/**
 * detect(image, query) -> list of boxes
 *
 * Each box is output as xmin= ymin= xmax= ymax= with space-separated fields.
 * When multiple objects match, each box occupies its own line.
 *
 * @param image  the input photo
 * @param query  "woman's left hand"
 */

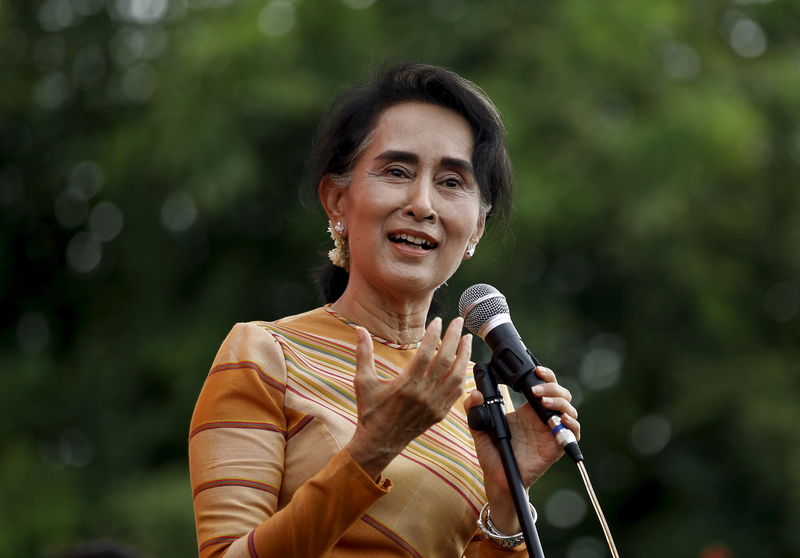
xmin=463 ymin=365 xmax=580 ymax=534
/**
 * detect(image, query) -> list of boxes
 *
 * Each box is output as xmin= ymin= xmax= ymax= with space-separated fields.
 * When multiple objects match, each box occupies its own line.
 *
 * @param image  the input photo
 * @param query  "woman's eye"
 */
xmin=386 ymin=166 xmax=407 ymax=178
xmin=442 ymin=176 xmax=464 ymax=188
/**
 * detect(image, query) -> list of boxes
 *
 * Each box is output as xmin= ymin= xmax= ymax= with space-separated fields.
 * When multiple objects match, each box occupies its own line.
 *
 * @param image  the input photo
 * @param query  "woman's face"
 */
xmin=323 ymin=101 xmax=486 ymax=300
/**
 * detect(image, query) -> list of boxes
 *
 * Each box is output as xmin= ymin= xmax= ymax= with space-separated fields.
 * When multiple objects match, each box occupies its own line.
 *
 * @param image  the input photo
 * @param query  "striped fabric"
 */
xmin=189 ymin=306 xmax=519 ymax=558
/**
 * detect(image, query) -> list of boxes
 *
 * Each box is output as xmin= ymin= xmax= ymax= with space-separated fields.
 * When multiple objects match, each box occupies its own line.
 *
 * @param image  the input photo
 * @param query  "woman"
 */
xmin=189 ymin=63 xmax=580 ymax=558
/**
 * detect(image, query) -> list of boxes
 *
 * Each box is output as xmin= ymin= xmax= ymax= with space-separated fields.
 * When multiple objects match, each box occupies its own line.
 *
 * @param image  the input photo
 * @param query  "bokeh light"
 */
xmin=544 ymin=489 xmax=588 ymax=529
xmin=33 ymin=71 xmax=72 ymax=110
xmin=258 ymin=0 xmax=296 ymax=37
xmin=16 ymin=311 xmax=51 ymax=354
xmin=161 ymin=191 xmax=198 ymax=232
xmin=630 ymin=414 xmax=672 ymax=456
xmin=112 ymin=0 xmax=169 ymax=25
xmin=66 ymin=231 xmax=103 ymax=274
xmin=54 ymin=188 xmax=90 ymax=229
xmin=89 ymin=201 xmax=125 ymax=242
xmin=663 ymin=42 xmax=701 ymax=81
xmin=728 ymin=17 xmax=768 ymax=58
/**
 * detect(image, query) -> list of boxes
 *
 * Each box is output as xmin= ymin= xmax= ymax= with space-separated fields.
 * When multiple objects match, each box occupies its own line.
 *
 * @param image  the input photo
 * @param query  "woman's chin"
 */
xmin=349 ymin=248 xmax=459 ymax=299
xmin=379 ymin=263 xmax=454 ymax=298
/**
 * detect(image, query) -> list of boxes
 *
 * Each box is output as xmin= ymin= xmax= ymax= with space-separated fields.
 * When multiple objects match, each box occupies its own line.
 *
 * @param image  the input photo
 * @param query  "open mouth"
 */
xmin=388 ymin=232 xmax=438 ymax=250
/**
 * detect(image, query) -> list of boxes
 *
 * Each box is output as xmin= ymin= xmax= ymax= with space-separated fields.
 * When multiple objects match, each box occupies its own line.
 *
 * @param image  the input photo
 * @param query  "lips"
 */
xmin=387 ymin=232 xmax=438 ymax=250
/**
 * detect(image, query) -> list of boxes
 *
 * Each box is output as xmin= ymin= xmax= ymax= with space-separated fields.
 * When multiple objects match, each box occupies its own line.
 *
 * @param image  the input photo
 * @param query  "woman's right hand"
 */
xmin=346 ymin=317 xmax=472 ymax=480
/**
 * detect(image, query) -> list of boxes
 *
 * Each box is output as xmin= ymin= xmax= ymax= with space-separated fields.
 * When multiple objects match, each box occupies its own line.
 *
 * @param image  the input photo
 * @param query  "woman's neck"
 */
xmin=331 ymin=280 xmax=433 ymax=346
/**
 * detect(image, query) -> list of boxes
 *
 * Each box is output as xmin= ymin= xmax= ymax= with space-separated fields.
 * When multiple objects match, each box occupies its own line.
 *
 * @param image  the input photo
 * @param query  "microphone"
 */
xmin=459 ymin=283 xmax=584 ymax=463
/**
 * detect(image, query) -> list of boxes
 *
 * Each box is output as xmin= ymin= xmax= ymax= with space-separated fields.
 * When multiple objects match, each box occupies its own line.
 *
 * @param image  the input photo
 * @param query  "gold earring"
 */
xmin=327 ymin=221 xmax=349 ymax=270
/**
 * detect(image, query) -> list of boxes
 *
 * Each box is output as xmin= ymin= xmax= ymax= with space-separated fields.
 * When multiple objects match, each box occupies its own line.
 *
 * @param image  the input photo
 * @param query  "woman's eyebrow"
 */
xmin=441 ymin=157 xmax=474 ymax=177
xmin=374 ymin=150 xmax=474 ymax=176
xmin=374 ymin=150 xmax=418 ymax=164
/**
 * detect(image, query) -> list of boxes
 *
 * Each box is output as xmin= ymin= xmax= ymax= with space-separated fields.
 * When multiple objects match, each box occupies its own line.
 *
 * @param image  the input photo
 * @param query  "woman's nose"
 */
xmin=404 ymin=178 xmax=437 ymax=222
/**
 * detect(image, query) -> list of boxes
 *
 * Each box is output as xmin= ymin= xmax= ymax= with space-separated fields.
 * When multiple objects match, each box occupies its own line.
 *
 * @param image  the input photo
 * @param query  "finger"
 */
xmin=426 ymin=317 xmax=464 ymax=383
xmin=463 ymin=391 xmax=495 ymax=452
xmin=539 ymin=396 xmax=578 ymax=420
xmin=535 ymin=366 xmax=557 ymax=383
xmin=406 ymin=317 xmax=442 ymax=380
xmin=435 ymin=336 xmax=471 ymax=412
xmin=354 ymin=326 xmax=378 ymax=390
xmin=562 ymin=413 xmax=581 ymax=441
xmin=462 ymin=389 xmax=484 ymax=413
xmin=462 ymin=389 xmax=486 ymax=433
xmin=531 ymin=381 xmax=573 ymax=403
xmin=440 ymin=332 xmax=471 ymax=387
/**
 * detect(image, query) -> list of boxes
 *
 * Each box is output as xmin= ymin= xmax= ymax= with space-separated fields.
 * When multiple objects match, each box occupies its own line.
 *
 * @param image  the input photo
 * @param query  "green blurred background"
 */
xmin=2 ymin=0 xmax=799 ymax=556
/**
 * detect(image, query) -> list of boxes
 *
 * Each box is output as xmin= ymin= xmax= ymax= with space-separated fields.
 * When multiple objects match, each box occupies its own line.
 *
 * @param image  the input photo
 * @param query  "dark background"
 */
xmin=2 ymin=0 xmax=799 ymax=556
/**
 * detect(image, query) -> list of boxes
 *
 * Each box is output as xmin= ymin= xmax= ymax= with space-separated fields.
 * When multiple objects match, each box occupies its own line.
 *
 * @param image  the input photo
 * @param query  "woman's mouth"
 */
xmin=388 ymin=232 xmax=438 ymax=250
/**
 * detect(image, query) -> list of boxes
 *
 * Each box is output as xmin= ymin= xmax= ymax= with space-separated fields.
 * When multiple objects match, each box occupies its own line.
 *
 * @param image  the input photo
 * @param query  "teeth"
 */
xmin=390 ymin=233 xmax=436 ymax=249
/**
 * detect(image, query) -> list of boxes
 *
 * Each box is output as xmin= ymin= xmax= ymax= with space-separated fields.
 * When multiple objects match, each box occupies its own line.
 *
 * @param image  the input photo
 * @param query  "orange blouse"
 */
xmin=189 ymin=307 xmax=526 ymax=557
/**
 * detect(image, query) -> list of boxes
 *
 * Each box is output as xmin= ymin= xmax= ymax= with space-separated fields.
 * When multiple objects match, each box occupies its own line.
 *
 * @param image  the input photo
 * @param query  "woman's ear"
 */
xmin=464 ymin=212 xmax=487 ymax=260
xmin=473 ymin=211 xmax=487 ymax=245
xmin=318 ymin=175 xmax=348 ymax=225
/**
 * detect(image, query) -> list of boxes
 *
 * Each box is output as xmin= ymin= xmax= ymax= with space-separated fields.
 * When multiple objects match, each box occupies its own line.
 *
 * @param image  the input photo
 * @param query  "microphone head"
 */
xmin=458 ymin=283 xmax=510 ymax=336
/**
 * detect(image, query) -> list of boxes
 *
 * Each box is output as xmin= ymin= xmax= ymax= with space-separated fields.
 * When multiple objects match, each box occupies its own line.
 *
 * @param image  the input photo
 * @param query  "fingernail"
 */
xmin=532 ymin=385 xmax=543 ymax=396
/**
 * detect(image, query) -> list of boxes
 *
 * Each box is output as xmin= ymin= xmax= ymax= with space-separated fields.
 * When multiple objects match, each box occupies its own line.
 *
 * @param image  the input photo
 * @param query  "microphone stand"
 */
xmin=468 ymin=362 xmax=545 ymax=558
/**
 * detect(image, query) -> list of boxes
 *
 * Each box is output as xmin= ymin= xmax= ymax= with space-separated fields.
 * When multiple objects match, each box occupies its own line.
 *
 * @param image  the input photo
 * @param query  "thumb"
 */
xmin=462 ymin=389 xmax=485 ymax=414
xmin=462 ymin=390 xmax=492 ymax=446
xmin=354 ymin=326 xmax=378 ymax=391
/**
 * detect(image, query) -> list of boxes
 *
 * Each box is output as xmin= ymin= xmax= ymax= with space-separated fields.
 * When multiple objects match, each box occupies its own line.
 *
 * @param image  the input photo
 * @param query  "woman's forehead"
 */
xmin=365 ymin=102 xmax=475 ymax=163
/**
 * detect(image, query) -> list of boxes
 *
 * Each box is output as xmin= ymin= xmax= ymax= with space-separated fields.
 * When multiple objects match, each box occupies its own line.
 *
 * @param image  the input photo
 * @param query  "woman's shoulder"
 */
xmin=259 ymin=305 xmax=354 ymax=342
xmin=212 ymin=307 xmax=323 ymax=362
xmin=216 ymin=306 xmax=357 ymax=382
xmin=270 ymin=306 xmax=330 ymax=328
xmin=216 ymin=306 xmax=353 ymax=356
xmin=208 ymin=308 xmax=337 ymax=387
xmin=225 ymin=307 xmax=329 ymax=338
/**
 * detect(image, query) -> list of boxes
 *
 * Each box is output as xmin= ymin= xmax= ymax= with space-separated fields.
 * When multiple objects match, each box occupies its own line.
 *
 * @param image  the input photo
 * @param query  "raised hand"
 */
xmin=346 ymin=317 xmax=473 ymax=480
xmin=463 ymin=366 xmax=580 ymax=533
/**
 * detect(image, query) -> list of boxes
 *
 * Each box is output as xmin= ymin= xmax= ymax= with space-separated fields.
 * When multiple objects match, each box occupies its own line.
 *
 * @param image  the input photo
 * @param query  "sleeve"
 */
xmin=188 ymin=322 xmax=391 ymax=558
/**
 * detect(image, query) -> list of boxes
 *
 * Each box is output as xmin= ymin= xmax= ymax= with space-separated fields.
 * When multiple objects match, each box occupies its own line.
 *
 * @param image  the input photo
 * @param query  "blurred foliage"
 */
xmin=2 ymin=0 xmax=799 ymax=556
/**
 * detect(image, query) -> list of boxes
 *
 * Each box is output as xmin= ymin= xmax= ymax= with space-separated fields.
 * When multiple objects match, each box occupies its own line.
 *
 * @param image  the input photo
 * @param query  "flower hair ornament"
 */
xmin=327 ymin=220 xmax=350 ymax=270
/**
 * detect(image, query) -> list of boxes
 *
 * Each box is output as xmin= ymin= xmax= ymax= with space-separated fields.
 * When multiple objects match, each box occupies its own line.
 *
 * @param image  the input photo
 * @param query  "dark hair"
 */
xmin=305 ymin=62 xmax=514 ymax=304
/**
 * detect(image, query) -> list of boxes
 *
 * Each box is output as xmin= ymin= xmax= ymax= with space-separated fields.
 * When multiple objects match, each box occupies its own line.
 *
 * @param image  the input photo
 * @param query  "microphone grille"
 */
xmin=458 ymin=283 xmax=509 ymax=335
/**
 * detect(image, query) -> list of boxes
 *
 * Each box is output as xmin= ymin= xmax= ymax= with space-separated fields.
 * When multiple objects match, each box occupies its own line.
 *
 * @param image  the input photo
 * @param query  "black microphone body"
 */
xmin=460 ymin=284 xmax=584 ymax=463
xmin=485 ymin=321 xmax=584 ymax=463
xmin=485 ymin=322 xmax=550 ymax=422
